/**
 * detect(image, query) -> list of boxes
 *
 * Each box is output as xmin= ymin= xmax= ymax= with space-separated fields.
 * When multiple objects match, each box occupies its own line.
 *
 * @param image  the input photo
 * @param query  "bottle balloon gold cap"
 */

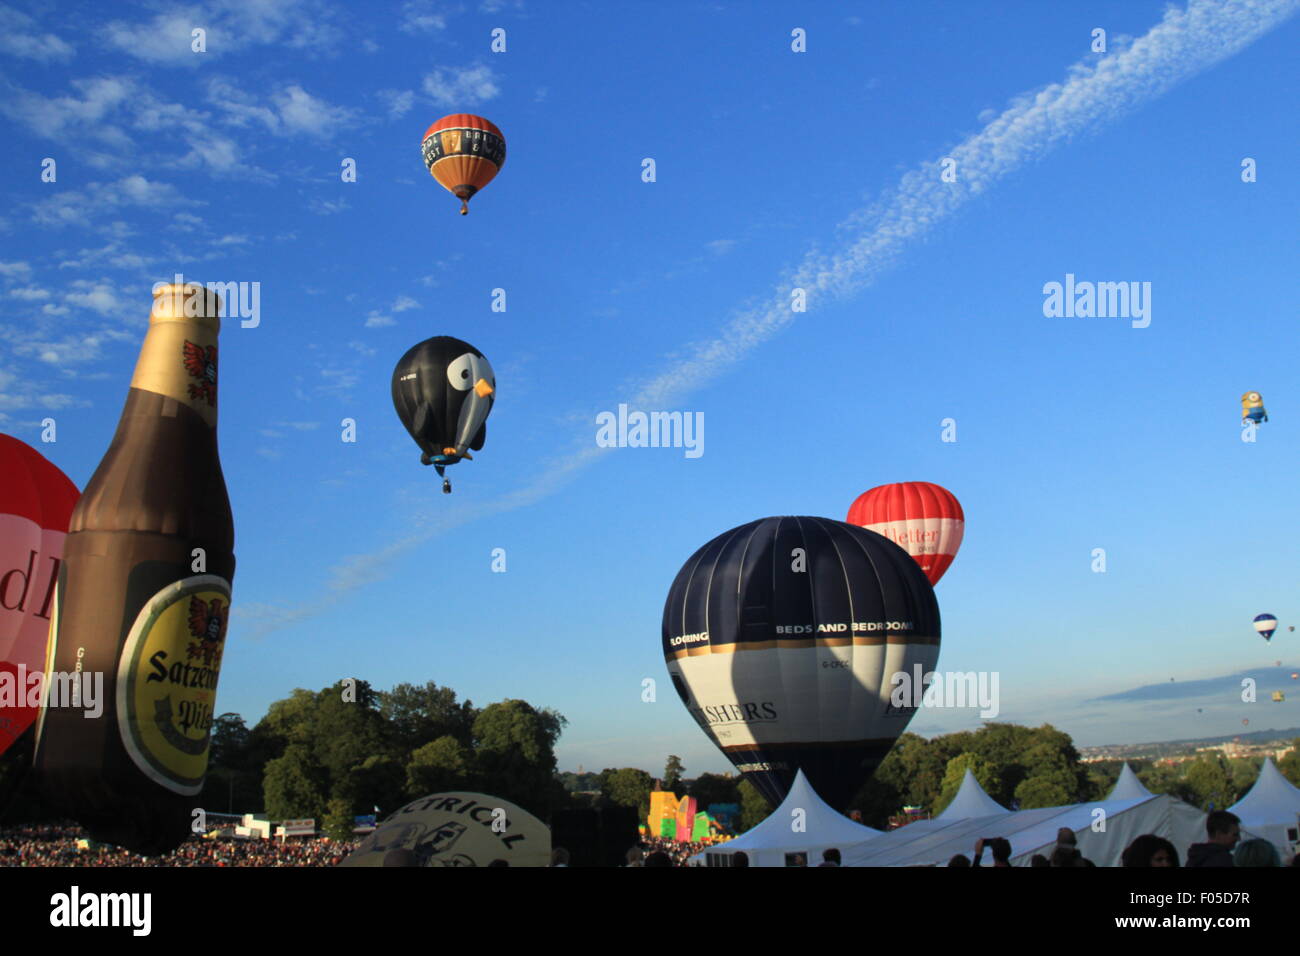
xmin=151 ymin=282 xmax=222 ymax=329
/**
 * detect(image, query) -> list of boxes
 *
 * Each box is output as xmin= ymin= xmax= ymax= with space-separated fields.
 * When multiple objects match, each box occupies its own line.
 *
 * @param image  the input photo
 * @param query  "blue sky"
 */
xmin=2 ymin=0 xmax=1298 ymax=780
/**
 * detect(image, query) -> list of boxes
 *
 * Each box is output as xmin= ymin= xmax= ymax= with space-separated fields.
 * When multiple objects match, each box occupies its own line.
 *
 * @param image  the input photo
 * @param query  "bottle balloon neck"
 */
xmin=131 ymin=289 xmax=223 ymax=428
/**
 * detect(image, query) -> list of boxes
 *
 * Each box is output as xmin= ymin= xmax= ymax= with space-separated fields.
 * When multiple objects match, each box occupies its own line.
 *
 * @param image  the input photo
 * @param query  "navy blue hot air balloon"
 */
xmin=662 ymin=516 xmax=940 ymax=811
xmin=1253 ymin=614 xmax=1277 ymax=642
xmin=391 ymin=336 xmax=495 ymax=493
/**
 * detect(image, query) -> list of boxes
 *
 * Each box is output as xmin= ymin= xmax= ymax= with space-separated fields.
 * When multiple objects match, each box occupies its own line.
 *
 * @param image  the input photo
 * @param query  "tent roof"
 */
xmin=1228 ymin=758 xmax=1300 ymax=826
xmin=1106 ymin=763 xmax=1154 ymax=801
xmin=843 ymin=794 xmax=1206 ymax=867
xmin=690 ymin=770 xmax=880 ymax=865
xmin=937 ymin=769 xmax=1010 ymax=820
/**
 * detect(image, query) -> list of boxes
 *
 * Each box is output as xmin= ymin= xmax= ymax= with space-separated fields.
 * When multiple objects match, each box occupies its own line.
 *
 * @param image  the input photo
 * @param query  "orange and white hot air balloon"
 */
xmin=846 ymin=481 xmax=964 ymax=586
xmin=420 ymin=114 xmax=505 ymax=215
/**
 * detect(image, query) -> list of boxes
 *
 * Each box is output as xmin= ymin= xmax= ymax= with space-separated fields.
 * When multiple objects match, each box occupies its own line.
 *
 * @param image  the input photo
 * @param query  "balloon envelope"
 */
xmin=421 ymin=114 xmax=505 ymax=214
xmin=846 ymin=481 xmax=964 ymax=585
xmin=392 ymin=336 xmax=495 ymax=469
xmin=340 ymin=792 xmax=550 ymax=867
xmin=662 ymin=516 xmax=940 ymax=811
xmin=0 ymin=435 xmax=78 ymax=758
xmin=1253 ymin=614 xmax=1277 ymax=641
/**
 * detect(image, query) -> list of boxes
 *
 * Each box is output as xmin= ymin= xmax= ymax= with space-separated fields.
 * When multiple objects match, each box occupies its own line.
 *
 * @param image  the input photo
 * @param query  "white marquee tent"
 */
xmin=937 ymin=768 xmax=1010 ymax=820
xmin=1227 ymin=758 xmax=1300 ymax=859
xmin=843 ymin=793 xmax=1206 ymax=867
xmin=1105 ymin=763 xmax=1154 ymax=801
xmin=689 ymin=770 xmax=881 ymax=867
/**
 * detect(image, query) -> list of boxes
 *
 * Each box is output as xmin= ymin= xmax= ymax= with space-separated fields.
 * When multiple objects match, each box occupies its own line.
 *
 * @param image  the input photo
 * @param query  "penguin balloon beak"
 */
xmin=475 ymin=379 xmax=494 ymax=398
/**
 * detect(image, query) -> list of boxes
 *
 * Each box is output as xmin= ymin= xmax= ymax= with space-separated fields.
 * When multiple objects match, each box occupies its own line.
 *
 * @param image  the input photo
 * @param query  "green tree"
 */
xmin=380 ymin=681 xmax=478 ymax=754
xmin=471 ymin=699 xmax=567 ymax=817
xmin=689 ymin=773 xmax=739 ymax=810
xmin=664 ymin=755 xmax=685 ymax=793
xmin=323 ymin=797 xmax=355 ymax=841
xmin=602 ymin=767 xmax=654 ymax=822
xmin=264 ymin=743 xmax=329 ymax=820
xmin=406 ymin=736 xmax=474 ymax=797
xmin=1278 ymin=740 xmax=1300 ymax=785
xmin=736 ymin=779 xmax=771 ymax=832
xmin=1184 ymin=754 xmax=1236 ymax=810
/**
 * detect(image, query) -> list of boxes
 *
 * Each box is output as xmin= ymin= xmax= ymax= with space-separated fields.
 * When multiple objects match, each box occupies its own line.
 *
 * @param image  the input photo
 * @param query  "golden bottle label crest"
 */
xmin=116 ymin=574 xmax=230 ymax=794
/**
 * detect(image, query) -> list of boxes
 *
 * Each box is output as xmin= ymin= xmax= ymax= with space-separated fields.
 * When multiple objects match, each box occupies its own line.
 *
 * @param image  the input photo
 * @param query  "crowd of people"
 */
xmin=0 ymin=824 xmax=359 ymax=867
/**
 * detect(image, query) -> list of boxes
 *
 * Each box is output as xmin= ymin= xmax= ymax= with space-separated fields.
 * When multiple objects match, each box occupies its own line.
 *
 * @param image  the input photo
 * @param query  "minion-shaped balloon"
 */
xmin=1241 ymin=391 xmax=1267 ymax=424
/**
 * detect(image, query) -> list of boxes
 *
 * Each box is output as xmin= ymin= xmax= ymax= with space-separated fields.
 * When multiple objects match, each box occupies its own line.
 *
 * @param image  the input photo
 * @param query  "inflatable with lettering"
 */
xmin=662 ymin=516 xmax=940 ymax=811
xmin=340 ymin=791 xmax=550 ymax=867
xmin=421 ymin=114 xmax=505 ymax=215
xmin=0 ymin=435 xmax=79 ymax=759
xmin=846 ymin=481 xmax=964 ymax=586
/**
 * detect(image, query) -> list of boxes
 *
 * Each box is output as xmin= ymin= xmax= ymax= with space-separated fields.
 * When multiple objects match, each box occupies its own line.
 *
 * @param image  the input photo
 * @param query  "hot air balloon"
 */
xmin=421 ymin=114 xmax=505 ymax=215
xmin=846 ymin=481 xmax=963 ymax=586
xmin=1254 ymin=614 xmax=1277 ymax=641
xmin=662 ymin=516 xmax=940 ymax=811
xmin=1241 ymin=391 xmax=1267 ymax=425
xmin=1271 ymin=691 xmax=1285 ymax=702
xmin=0 ymin=435 xmax=78 ymax=759
xmin=392 ymin=336 xmax=495 ymax=493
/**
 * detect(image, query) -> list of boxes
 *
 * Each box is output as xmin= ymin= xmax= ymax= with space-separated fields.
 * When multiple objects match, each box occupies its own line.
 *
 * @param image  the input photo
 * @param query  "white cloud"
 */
xmin=706 ymin=239 xmax=736 ymax=255
xmin=364 ymin=311 xmax=395 ymax=328
xmin=379 ymin=89 xmax=415 ymax=119
xmin=0 ymin=262 xmax=33 ymax=279
xmin=31 ymin=176 xmax=193 ymax=228
xmin=244 ymin=0 xmax=1300 ymax=637
xmin=0 ymin=7 xmax=74 ymax=60
xmin=207 ymin=78 xmax=356 ymax=139
xmin=400 ymin=1 xmax=448 ymax=33
xmin=63 ymin=281 xmax=129 ymax=315
xmin=422 ymin=64 xmax=501 ymax=107
xmin=392 ymin=295 xmax=419 ymax=312
xmin=9 ymin=287 xmax=51 ymax=300
xmin=105 ymin=0 xmax=343 ymax=63
xmin=309 ymin=197 xmax=349 ymax=215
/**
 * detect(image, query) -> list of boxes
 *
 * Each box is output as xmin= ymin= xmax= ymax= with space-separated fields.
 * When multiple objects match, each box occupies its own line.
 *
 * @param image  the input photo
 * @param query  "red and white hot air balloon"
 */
xmin=846 ymin=481 xmax=964 ymax=586
xmin=0 ymin=435 xmax=79 ymax=758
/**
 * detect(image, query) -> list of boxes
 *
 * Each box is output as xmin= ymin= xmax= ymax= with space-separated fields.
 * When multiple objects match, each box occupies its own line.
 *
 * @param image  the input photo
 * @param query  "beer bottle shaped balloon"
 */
xmin=34 ymin=283 xmax=235 ymax=855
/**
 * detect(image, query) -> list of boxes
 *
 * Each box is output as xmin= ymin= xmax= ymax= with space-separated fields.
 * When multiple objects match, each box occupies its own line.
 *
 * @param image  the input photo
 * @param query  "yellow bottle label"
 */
xmin=116 ymin=574 xmax=230 ymax=794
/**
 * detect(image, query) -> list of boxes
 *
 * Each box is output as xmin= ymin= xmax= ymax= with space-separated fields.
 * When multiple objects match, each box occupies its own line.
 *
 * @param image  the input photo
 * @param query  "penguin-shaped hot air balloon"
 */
xmin=392 ymin=337 xmax=495 ymax=493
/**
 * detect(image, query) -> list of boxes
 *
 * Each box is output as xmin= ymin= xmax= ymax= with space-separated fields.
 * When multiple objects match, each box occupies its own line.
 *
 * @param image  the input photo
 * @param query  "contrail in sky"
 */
xmin=238 ymin=0 xmax=1300 ymax=637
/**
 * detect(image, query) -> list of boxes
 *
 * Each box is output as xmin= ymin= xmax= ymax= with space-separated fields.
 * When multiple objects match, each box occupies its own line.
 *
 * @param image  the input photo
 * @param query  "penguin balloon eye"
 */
xmin=447 ymin=353 xmax=476 ymax=390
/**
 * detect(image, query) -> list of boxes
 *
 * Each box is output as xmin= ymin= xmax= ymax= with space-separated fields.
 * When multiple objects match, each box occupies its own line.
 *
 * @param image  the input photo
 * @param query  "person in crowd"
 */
xmin=1030 ymin=854 xmax=1050 ymax=867
xmin=732 ymin=851 xmax=748 ymax=868
xmin=972 ymin=838 xmax=1011 ymax=867
xmin=1232 ymin=838 xmax=1280 ymax=867
xmin=550 ymin=847 xmax=570 ymax=867
xmin=1186 ymin=811 xmax=1241 ymax=867
xmin=1121 ymin=834 xmax=1179 ymax=867
xmin=644 ymin=851 xmax=673 ymax=867
xmin=624 ymin=846 xmax=644 ymax=867
xmin=1049 ymin=845 xmax=1084 ymax=867
xmin=818 ymin=848 xmax=841 ymax=867
xmin=948 ymin=854 xmax=971 ymax=867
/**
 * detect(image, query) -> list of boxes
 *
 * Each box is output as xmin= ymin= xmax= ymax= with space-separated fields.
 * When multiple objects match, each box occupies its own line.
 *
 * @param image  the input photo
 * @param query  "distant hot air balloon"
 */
xmin=0 ymin=435 xmax=79 ymax=759
xmin=662 ymin=516 xmax=940 ymax=811
xmin=846 ymin=482 xmax=964 ymax=586
xmin=421 ymin=114 xmax=505 ymax=215
xmin=1242 ymin=719 xmax=1250 ymax=727
xmin=1241 ymin=391 xmax=1267 ymax=425
xmin=392 ymin=336 xmax=495 ymax=493
xmin=1271 ymin=691 xmax=1284 ymax=702
xmin=1291 ymin=672 xmax=1298 ymax=680
xmin=1254 ymin=614 xmax=1277 ymax=641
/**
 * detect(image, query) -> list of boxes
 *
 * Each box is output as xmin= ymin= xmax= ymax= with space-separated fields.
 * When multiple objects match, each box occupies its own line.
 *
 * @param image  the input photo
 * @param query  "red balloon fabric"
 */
xmin=846 ymin=481 xmax=964 ymax=586
xmin=0 ymin=434 xmax=79 ymax=757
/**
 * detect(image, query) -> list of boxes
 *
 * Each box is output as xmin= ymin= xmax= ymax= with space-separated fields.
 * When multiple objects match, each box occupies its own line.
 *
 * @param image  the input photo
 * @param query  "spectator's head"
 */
xmin=1233 ymin=838 xmax=1280 ymax=867
xmin=822 ymin=848 xmax=841 ymax=865
xmin=487 ymin=858 xmax=509 ymax=867
xmin=948 ymin=854 xmax=971 ymax=867
xmin=1056 ymin=828 xmax=1077 ymax=846
xmin=732 ymin=851 xmax=749 ymax=868
xmin=625 ymin=846 xmax=644 ymax=866
xmin=1050 ymin=845 xmax=1082 ymax=867
xmin=645 ymin=851 xmax=673 ymax=867
xmin=987 ymin=837 xmax=1012 ymax=865
xmin=1122 ymin=834 xmax=1179 ymax=867
xmin=1205 ymin=811 xmax=1241 ymax=848
xmin=550 ymin=847 xmax=570 ymax=866
xmin=1030 ymin=854 xmax=1050 ymax=868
